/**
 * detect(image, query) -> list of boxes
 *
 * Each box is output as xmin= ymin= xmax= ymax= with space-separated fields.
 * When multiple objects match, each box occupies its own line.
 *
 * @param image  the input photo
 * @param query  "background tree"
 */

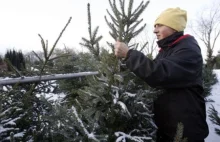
xmin=52 ymin=47 xmax=98 ymax=106
xmin=4 ymin=49 xmax=26 ymax=71
xmin=213 ymin=51 xmax=220 ymax=69
xmin=190 ymin=1 xmax=220 ymax=69
xmin=189 ymin=1 xmax=220 ymax=98
xmin=0 ymin=56 xmax=7 ymax=76
xmin=202 ymin=65 xmax=218 ymax=98
xmin=134 ymin=28 xmax=158 ymax=59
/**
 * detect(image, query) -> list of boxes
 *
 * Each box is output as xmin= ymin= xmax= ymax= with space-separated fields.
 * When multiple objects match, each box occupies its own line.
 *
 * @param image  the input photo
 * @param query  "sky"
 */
xmin=0 ymin=0 xmax=219 ymax=58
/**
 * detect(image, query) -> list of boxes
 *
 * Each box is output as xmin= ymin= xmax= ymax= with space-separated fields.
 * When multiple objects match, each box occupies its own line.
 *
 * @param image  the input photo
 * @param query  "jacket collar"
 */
xmin=157 ymin=31 xmax=184 ymax=49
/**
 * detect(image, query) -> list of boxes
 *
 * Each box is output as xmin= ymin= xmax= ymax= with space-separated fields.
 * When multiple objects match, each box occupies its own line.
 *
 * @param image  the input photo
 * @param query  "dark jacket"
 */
xmin=125 ymin=32 xmax=209 ymax=140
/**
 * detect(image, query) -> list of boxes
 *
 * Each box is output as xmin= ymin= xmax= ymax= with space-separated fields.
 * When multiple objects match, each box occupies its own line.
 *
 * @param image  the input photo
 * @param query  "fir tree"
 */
xmin=0 ymin=17 xmax=72 ymax=141
xmin=0 ymin=56 xmax=7 ymax=76
xmin=48 ymin=1 xmax=157 ymax=141
xmin=79 ymin=1 xmax=157 ymax=141
xmin=0 ymin=87 xmax=26 ymax=142
xmin=202 ymin=65 xmax=218 ymax=98
xmin=54 ymin=50 xmax=98 ymax=106
xmin=208 ymin=105 xmax=220 ymax=136
xmin=4 ymin=49 xmax=26 ymax=71
xmin=214 ymin=52 xmax=220 ymax=69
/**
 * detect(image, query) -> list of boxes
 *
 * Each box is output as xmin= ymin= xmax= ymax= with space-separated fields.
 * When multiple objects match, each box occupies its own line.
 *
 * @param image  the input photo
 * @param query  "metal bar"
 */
xmin=0 ymin=71 xmax=99 ymax=85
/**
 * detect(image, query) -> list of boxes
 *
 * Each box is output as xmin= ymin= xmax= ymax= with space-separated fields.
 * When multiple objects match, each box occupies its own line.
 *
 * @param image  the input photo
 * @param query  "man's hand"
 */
xmin=114 ymin=39 xmax=129 ymax=58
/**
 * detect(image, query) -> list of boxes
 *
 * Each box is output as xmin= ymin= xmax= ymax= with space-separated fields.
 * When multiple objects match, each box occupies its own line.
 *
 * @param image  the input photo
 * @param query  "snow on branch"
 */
xmin=71 ymin=105 xmax=100 ymax=142
xmin=115 ymin=131 xmax=152 ymax=142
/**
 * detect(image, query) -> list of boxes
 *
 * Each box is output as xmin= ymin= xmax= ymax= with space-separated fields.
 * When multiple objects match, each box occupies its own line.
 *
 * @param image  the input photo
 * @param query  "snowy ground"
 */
xmin=205 ymin=70 xmax=220 ymax=142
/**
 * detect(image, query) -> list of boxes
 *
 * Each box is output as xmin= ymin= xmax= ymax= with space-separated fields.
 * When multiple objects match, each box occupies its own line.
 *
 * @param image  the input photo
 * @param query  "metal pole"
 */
xmin=0 ymin=71 xmax=99 ymax=85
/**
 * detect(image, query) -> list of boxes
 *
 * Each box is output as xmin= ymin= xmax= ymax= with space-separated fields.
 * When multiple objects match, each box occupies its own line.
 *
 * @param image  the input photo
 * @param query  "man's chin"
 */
xmin=156 ymin=36 xmax=161 ymax=40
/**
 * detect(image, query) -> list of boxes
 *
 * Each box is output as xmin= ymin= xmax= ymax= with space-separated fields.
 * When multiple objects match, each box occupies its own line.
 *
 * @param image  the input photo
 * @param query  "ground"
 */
xmin=205 ymin=70 xmax=220 ymax=142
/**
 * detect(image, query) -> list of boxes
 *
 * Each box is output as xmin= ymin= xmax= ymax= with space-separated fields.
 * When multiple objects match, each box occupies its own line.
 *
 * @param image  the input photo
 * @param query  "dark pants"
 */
xmin=156 ymin=131 xmax=205 ymax=142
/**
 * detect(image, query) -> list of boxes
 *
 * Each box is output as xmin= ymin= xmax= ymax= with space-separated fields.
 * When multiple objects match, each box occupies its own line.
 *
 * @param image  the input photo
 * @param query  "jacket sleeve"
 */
xmin=125 ymin=42 xmax=203 ymax=88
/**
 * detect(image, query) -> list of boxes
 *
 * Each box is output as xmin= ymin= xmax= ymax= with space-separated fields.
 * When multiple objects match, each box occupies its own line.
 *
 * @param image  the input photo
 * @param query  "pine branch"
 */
xmin=119 ymin=0 xmax=126 ymax=17
xmin=105 ymin=16 xmax=119 ymax=39
xmin=48 ymin=17 xmax=72 ymax=59
xmin=106 ymin=9 xmax=119 ymax=27
xmin=133 ymin=24 xmax=146 ymax=37
xmin=32 ymin=51 xmax=44 ymax=63
xmin=131 ymin=1 xmax=144 ymax=18
xmin=140 ymin=41 xmax=148 ymax=52
xmin=115 ymin=131 xmax=152 ymax=142
xmin=130 ymin=1 xmax=149 ymax=23
xmin=209 ymin=105 xmax=220 ymax=126
xmin=92 ymin=26 xmax=100 ymax=42
xmin=87 ymin=3 xmax=92 ymax=39
xmin=39 ymin=17 xmax=72 ymax=75
xmin=128 ymin=19 xmax=144 ymax=33
xmin=94 ymin=36 xmax=103 ymax=44
xmin=4 ymin=58 xmax=23 ymax=77
xmin=109 ymin=0 xmax=122 ymax=21
xmin=38 ymin=34 xmax=47 ymax=60
xmin=81 ymin=37 xmax=91 ymax=45
xmin=72 ymin=105 xmax=100 ymax=142
xmin=128 ymin=0 xmax=134 ymax=19
xmin=48 ymin=54 xmax=72 ymax=61
xmin=80 ymin=3 xmax=102 ymax=60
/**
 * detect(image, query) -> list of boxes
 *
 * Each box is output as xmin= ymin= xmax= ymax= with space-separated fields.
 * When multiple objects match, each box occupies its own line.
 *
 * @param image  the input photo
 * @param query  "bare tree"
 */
xmin=134 ymin=28 xmax=158 ymax=59
xmin=191 ymin=2 xmax=220 ymax=68
xmin=142 ymin=28 xmax=158 ymax=59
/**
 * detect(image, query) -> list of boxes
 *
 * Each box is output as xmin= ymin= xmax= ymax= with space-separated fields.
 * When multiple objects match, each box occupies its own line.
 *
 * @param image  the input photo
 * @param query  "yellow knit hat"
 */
xmin=154 ymin=7 xmax=187 ymax=32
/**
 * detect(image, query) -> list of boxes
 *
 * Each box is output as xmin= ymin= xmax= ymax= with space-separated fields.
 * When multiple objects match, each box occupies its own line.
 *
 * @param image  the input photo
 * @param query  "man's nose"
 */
xmin=153 ymin=27 xmax=158 ymax=34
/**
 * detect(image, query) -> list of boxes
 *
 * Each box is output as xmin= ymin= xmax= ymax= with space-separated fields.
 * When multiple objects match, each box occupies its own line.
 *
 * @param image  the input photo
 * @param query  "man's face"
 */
xmin=154 ymin=24 xmax=176 ymax=40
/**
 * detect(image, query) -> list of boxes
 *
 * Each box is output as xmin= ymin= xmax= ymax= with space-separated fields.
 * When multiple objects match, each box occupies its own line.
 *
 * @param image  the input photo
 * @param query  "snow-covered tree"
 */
xmin=46 ymin=1 xmax=159 ymax=141
xmin=0 ymin=17 xmax=72 ymax=141
xmin=78 ymin=1 xmax=158 ymax=140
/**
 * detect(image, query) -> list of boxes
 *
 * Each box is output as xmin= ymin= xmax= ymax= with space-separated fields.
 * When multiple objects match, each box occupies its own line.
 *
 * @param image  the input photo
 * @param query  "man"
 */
xmin=114 ymin=8 xmax=209 ymax=142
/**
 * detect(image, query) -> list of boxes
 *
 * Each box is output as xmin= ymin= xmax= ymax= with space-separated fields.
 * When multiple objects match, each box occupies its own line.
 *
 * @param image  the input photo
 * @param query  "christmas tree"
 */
xmin=46 ymin=0 xmax=158 ymax=141
xmin=0 ymin=17 xmax=72 ymax=141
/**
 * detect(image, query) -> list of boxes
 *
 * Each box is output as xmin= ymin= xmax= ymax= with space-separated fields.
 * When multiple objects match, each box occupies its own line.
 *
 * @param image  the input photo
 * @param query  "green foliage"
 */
xmin=4 ymin=49 xmax=26 ymax=71
xmin=214 ymin=54 xmax=220 ymax=69
xmin=51 ymin=1 xmax=157 ymax=141
xmin=0 ymin=83 xmax=53 ymax=141
xmin=0 ymin=55 xmax=8 ymax=76
xmin=208 ymin=105 xmax=220 ymax=136
xmin=55 ymin=50 xmax=99 ymax=106
xmin=105 ymin=0 xmax=149 ymax=43
xmin=202 ymin=65 xmax=218 ymax=98
xmin=80 ymin=3 xmax=102 ymax=61
xmin=0 ymin=17 xmax=72 ymax=141
xmin=0 ymin=86 xmax=26 ymax=142
xmin=0 ymin=55 xmax=3 ymax=62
